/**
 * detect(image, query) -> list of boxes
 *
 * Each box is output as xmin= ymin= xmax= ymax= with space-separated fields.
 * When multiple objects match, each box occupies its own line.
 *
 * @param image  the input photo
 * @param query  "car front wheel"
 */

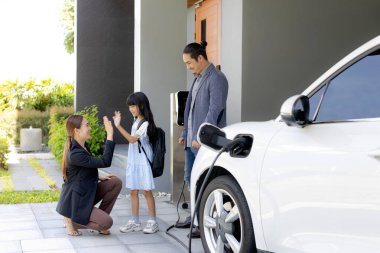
xmin=199 ymin=175 xmax=255 ymax=253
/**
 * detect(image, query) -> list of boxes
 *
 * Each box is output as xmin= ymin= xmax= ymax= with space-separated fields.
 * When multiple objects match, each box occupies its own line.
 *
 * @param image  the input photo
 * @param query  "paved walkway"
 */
xmin=0 ymin=147 xmax=204 ymax=253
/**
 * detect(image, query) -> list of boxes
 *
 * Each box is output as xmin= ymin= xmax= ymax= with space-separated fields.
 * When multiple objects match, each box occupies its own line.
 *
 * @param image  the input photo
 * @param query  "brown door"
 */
xmin=195 ymin=0 xmax=221 ymax=66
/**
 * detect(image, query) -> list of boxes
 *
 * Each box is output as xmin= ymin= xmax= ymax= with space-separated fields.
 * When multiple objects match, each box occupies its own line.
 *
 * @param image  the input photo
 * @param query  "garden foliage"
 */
xmin=48 ymin=105 xmax=105 ymax=167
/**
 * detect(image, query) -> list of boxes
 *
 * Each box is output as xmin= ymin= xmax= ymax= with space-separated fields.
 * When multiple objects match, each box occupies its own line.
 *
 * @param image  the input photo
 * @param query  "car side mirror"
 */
xmin=280 ymin=95 xmax=310 ymax=127
xmin=197 ymin=123 xmax=227 ymax=151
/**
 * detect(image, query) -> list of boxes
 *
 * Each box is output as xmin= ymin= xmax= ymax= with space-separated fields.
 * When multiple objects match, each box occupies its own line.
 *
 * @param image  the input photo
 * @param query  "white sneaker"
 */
xmin=120 ymin=220 xmax=142 ymax=233
xmin=143 ymin=220 xmax=159 ymax=234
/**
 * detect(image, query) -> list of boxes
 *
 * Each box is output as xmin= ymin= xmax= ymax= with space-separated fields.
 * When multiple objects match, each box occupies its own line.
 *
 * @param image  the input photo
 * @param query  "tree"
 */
xmin=61 ymin=0 xmax=74 ymax=54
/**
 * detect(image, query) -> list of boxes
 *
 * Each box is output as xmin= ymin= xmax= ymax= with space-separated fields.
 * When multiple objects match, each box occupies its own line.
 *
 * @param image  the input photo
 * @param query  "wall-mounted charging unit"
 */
xmin=170 ymin=91 xmax=190 ymax=203
xmin=175 ymin=91 xmax=189 ymax=126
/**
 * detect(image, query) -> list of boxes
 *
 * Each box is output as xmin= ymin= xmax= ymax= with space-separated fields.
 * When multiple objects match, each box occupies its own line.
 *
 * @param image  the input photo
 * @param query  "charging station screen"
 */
xmin=176 ymin=91 xmax=189 ymax=126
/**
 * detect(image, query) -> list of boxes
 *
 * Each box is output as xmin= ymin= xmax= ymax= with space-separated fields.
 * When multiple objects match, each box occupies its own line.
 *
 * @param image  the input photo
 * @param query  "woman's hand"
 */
xmin=103 ymin=116 xmax=113 ymax=140
xmin=113 ymin=111 xmax=121 ymax=128
xmin=99 ymin=174 xmax=114 ymax=181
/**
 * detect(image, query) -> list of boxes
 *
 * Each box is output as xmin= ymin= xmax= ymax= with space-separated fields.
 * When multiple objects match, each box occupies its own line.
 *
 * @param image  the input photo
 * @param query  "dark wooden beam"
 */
xmin=187 ymin=0 xmax=198 ymax=8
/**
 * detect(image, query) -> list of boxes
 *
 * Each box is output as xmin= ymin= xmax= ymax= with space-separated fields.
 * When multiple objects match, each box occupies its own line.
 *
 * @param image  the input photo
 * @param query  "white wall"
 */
xmin=221 ymin=0 xmax=243 ymax=124
xmin=185 ymin=0 xmax=243 ymax=124
xmin=186 ymin=6 xmax=195 ymax=89
xmin=135 ymin=0 xmax=187 ymax=192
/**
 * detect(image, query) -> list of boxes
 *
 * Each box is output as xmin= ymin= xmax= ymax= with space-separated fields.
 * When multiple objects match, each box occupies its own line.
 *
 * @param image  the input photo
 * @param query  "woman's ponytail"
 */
xmin=61 ymin=137 xmax=71 ymax=182
xmin=62 ymin=115 xmax=83 ymax=182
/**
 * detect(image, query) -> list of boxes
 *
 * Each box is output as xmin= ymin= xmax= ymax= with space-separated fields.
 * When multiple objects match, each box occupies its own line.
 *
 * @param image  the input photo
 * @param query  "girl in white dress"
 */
xmin=113 ymin=92 xmax=159 ymax=234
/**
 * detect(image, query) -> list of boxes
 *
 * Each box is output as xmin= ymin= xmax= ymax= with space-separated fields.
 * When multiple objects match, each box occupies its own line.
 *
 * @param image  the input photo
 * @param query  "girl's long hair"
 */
xmin=126 ymin=92 xmax=158 ymax=143
xmin=62 ymin=115 xmax=83 ymax=181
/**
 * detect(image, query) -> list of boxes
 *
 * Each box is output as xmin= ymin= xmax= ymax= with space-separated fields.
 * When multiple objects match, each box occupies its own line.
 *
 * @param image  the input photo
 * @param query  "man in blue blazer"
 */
xmin=178 ymin=41 xmax=229 ymax=237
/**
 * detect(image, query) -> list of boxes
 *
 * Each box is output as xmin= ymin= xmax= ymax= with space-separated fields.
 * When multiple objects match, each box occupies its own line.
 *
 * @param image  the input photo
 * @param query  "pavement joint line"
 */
xmin=27 ymin=158 xmax=57 ymax=190
xmin=29 ymin=203 xmax=44 ymax=240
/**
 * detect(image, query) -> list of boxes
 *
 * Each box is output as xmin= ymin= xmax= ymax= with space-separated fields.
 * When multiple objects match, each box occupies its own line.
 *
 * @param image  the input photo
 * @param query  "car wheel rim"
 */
xmin=203 ymin=189 xmax=242 ymax=253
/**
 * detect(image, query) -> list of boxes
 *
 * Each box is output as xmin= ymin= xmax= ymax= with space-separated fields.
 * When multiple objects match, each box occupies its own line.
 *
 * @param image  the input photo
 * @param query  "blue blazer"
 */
xmin=182 ymin=64 xmax=229 ymax=153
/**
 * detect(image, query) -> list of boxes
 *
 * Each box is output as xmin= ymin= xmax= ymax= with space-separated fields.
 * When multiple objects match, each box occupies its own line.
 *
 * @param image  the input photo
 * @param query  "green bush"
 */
xmin=16 ymin=110 xmax=50 ymax=145
xmin=0 ymin=107 xmax=73 ymax=146
xmin=48 ymin=107 xmax=74 ymax=166
xmin=0 ymin=110 xmax=17 ymax=142
xmin=0 ymin=78 xmax=74 ymax=112
xmin=51 ymin=83 xmax=74 ymax=107
xmin=0 ymin=136 xmax=10 ymax=170
xmin=48 ymin=105 xmax=105 ymax=167
xmin=61 ymin=0 xmax=74 ymax=55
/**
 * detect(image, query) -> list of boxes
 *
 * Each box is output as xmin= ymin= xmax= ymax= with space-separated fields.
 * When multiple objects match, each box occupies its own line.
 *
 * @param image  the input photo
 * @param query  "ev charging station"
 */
xmin=170 ymin=91 xmax=190 ymax=203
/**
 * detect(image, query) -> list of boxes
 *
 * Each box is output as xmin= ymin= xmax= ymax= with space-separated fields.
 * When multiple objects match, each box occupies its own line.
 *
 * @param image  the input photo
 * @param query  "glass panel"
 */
xmin=201 ymin=19 xmax=206 ymax=42
xmin=316 ymin=50 xmax=380 ymax=121
xmin=308 ymin=85 xmax=326 ymax=122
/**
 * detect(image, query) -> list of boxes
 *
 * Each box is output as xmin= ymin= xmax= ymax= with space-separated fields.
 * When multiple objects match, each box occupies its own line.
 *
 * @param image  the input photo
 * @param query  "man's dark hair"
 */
xmin=183 ymin=41 xmax=208 ymax=61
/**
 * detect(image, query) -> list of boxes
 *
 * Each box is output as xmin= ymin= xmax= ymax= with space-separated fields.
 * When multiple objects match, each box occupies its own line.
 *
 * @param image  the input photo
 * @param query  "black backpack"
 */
xmin=137 ymin=120 xmax=166 ymax=178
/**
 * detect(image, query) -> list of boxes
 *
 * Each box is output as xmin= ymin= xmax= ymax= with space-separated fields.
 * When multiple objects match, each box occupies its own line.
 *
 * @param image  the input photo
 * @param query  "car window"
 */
xmin=315 ymin=49 xmax=380 ymax=122
xmin=308 ymin=85 xmax=326 ymax=121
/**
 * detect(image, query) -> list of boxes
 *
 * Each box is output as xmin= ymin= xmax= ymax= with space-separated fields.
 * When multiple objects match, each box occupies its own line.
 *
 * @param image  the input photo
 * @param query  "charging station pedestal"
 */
xmin=170 ymin=91 xmax=190 ymax=204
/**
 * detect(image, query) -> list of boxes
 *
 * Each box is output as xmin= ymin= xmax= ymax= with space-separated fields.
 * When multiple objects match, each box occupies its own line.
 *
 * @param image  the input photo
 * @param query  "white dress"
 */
xmin=125 ymin=119 xmax=155 ymax=190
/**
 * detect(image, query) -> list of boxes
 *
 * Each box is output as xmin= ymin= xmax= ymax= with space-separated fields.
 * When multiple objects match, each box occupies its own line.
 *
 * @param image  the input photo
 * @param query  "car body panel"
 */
xmin=261 ymin=120 xmax=380 ymax=253
xmin=191 ymin=35 xmax=380 ymax=252
xmin=191 ymin=121 xmax=284 ymax=250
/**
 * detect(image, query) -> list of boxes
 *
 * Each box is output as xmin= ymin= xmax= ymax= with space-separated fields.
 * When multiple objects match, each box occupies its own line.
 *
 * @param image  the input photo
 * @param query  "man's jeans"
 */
xmin=184 ymin=147 xmax=196 ymax=186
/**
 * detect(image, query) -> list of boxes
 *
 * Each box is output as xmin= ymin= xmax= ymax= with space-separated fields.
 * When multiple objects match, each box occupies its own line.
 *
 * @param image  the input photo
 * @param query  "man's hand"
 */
xmin=178 ymin=137 xmax=185 ymax=145
xmin=192 ymin=140 xmax=201 ymax=149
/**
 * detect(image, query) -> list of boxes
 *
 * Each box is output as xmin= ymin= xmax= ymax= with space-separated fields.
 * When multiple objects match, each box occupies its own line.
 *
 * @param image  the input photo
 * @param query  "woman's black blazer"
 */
xmin=56 ymin=139 xmax=115 ymax=225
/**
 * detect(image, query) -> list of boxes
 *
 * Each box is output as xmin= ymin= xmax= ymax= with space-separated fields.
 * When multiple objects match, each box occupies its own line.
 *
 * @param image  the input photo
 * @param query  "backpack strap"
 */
xmin=137 ymin=140 xmax=153 ymax=168
xmin=137 ymin=119 xmax=147 ymax=130
xmin=136 ymin=119 xmax=152 ymax=168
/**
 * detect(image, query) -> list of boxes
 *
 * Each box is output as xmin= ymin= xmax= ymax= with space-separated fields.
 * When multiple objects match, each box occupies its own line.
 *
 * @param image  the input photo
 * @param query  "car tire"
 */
xmin=199 ymin=175 xmax=256 ymax=253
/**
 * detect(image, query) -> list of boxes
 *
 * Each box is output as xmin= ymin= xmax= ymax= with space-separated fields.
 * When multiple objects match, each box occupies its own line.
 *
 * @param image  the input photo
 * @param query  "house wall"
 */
xmin=76 ymin=0 xmax=380 ymax=193
xmin=186 ymin=1 xmax=243 ymax=125
xmin=221 ymin=0 xmax=243 ymax=124
xmin=135 ymin=0 xmax=187 ymax=192
xmin=186 ymin=6 xmax=195 ymax=89
xmin=76 ymin=0 xmax=135 ymax=143
xmin=241 ymin=0 xmax=380 ymax=121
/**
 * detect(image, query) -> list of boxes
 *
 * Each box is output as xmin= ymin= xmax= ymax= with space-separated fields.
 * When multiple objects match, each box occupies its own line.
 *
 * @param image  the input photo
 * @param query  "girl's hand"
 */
xmin=113 ymin=111 xmax=121 ymax=128
xmin=103 ymin=116 xmax=113 ymax=139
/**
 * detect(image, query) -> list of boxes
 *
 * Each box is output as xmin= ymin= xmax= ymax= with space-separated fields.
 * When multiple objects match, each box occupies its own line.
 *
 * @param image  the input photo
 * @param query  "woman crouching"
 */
xmin=56 ymin=115 xmax=122 ymax=236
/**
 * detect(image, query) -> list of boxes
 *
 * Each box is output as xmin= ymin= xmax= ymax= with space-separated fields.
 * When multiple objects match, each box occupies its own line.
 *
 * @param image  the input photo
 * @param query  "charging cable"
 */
xmin=165 ymin=136 xmax=247 ymax=252
xmin=188 ymin=146 xmax=226 ymax=253
xmin=188 ymin=137 xmax=246 ymax=253
xmin=166 ymin=180 xmax=189 ymax=249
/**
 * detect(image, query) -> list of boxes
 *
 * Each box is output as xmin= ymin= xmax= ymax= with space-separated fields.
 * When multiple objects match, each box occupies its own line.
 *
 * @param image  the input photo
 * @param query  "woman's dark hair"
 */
xmin=183 ymin=41 xmax=208 ymax=61
xmin=126 ymin=92 xmax=158 ymax=143
xmin=62 ymin=115 xmax=83 ymax=181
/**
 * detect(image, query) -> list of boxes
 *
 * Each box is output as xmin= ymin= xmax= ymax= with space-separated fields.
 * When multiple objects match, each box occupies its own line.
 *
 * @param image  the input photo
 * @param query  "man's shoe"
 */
xmin=187 ymin=226 xmax=201 ymax=238
xmin=175 ymin=215 xmax=191 ymax=229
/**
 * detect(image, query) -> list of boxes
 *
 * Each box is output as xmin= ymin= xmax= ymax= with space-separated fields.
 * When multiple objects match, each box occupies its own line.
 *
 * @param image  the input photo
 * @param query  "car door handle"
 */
xmin=368 ymin=148 xmax=380 ymax=160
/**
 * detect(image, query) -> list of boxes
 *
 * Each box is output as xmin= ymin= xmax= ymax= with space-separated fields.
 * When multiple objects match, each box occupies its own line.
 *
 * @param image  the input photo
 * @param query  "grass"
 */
xmin=28 ymin=158 xmax=57 ymax=189
xmin=0 ymin=190 xmax=60 ymax=204
xmin=0 ymin=160 xmax=60 ymax=204
xmin=0 ymin=168 xmax=14 ymax=192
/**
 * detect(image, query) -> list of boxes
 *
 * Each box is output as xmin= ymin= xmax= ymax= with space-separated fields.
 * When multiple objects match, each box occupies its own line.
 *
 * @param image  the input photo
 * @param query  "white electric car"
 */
xmin=191 ymin=35 xmax=380 ymax=253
